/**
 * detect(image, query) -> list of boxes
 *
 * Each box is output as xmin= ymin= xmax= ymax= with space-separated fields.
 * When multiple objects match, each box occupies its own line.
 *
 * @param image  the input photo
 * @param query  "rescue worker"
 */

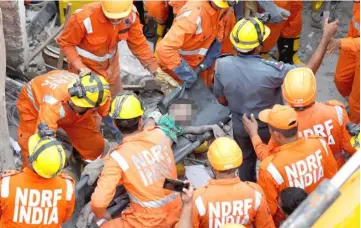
xmin=177 ymin=137 xmax=275 ymax=228
xmin=245 ymin=67 xmax=356 ymax=167
xmin=57 ymin=0 xmax=178 ymax=97
xmin=213 ymin=16 xmax=338 ymax=182
xmin=17 ymin=70 xmax=111 ymax=168
xmin=156 ymin=0 xmax=234 ymax=88
xmin=241 ymin=104 xmax=338 ymax=225
xmin=329 ymin=1 xmax=360 ymax=123
xmin=258 ymin=1 xmax=304 ymax=64
xmin=0 ymin=126 xmax=75 ymax=227
xmin=90 ymin=93 xmax=181 ymax=227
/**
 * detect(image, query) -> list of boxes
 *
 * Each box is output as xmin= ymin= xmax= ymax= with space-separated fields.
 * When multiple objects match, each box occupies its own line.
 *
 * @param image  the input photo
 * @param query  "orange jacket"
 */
xmin=156 ymin=1 xmax=226 ymax=70
xmin=342 ymin=37 xmax=360 ymax=123
xmin=348 ymin=1 xmax=360 ymax=38
xmin=17 ymin=70 xmax=110 ymax=132
xmin=257 ymin=136 xmax=338 ymax=222
xmin=57 ymin=2 xmax=158 ymax=75
xmin=252 ymin=102 xmax=356 ymax=167
xmin=91 ymin=126 xmax=181 ymax=227
xmin=192 ymin=178 xmax=275 ymax=228
xmin=0 ymin=168 xmax=75 ymax=228
xmin=144 ymin=0 xmax=169 ymax=23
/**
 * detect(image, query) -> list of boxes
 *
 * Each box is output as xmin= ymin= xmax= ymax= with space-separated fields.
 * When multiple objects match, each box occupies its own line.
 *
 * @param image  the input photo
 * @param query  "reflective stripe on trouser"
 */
xmin=69 ymin=52 xmax=122 ymax=97
xmin=128 ymin=192 xmax=179 ymax=208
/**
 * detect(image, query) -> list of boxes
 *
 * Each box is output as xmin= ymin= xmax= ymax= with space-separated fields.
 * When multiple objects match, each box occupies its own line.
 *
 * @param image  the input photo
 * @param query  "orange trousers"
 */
xmin=69 ymin=53 xmax=122 ymax=97
xmin=262 ymin=1 xmax=303 ymax=52
xmin=17 ymin=93 xmax=105 ymax=168
xmin=101 ymin=198 xmax=181 ymax=228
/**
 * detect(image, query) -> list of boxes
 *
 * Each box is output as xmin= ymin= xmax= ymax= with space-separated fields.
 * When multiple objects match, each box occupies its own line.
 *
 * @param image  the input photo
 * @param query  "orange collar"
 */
xmin=208 ymin=177 xmax=241 ymax=185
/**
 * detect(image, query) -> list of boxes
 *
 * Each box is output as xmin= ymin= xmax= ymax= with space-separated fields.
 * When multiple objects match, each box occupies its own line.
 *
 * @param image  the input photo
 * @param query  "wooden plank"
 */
xmin=0 ymin=8 xmax=15 ymax=171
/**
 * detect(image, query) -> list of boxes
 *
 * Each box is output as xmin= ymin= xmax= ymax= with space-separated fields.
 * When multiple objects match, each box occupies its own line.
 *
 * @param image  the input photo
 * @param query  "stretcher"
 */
xmin=62 ymin=77 xmax=231 ymax=227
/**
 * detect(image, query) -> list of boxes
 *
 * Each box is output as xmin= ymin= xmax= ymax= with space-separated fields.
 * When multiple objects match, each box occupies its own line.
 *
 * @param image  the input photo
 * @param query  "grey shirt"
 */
xmin=214 ymin=54 xmax=296 ymax=137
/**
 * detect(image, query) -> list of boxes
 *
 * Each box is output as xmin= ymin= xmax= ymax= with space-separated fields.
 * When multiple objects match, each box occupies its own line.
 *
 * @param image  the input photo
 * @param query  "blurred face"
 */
xmin=168 ymin=102 xmax=197 ymax=126
xmin=108 ymin=18 xmax=123 ymax=24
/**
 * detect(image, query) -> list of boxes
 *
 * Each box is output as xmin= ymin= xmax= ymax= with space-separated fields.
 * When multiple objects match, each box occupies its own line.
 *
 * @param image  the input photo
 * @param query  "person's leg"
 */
xmin=62 ymin=114 xmax=106 ymax=161
xmin=335 ymin=50 xmax=356 ymax=97
xmin=349 ymin=66 xmax=360 ymax=123
xmin=234 ymin=132 xmax=258 ymax=182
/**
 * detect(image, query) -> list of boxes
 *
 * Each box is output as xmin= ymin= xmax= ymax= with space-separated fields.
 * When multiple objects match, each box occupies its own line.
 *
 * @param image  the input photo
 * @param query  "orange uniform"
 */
xmin=155 ymin=1 xmax=227 ymax=87
xmin=334 ymin=2 xmax=360 ymax=112
xmin=252 ymin=102 xmax=356 ymax=167
xmin=91 ymin=126 xmax=181 ymax=227
xmin=191 ymin=178 xmax=275 ymax=228
xmin=144 ymin=0 xmax=169 ymax=23
xmin=0 ymin=168 xmax=75 ymax=227
xmin=17 ymin=70 xmax=110 ymax=167
xmin=257 ymin=136 xmax=338 ymax=224
xmin=169 ymin=0 xmax=188 ymax=15
xmin=57 ymin=2 xmax=158 ymax=96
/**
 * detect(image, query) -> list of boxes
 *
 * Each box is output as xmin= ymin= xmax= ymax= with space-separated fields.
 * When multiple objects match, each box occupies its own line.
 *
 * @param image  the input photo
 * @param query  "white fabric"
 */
xmin=352 ymin=17 xmax=360 ymax=32
xmin=266 ymin=163 xmax=284 ymax=185
xmin=195 ymin=16 xmax=202 ymax=35
xmin=59 ymin=105 xmax=66 ymax=119
xmin=335 ymin=106 xmax=344 ymax=126
xmin=76 ymin=46 xmax=117 ymax=62
xmin=255 ymin=190 xmax=262 ymax=210
xmin=179 ymin=48 xmax=208 ymax=56
xmin=43 ymin=95 xmax=58 ymax=105
xmin=65 ymin=179 xmax=73 ymax=201
xmin=111 ymin=152 xmax=129 ymax=171
xmin=83 ymin=17 xmax=93 ymax=34
xmin=128 ymin=192 xmax=178 ymax=208
xmin=195 ymin=196 xmax=206 ymax=216
xmin=1 ymin=176 xmax=10 ymax=198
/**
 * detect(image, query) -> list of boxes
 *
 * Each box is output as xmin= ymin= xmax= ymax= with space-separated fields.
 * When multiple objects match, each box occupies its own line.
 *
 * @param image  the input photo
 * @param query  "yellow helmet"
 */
xmin=282 ymin=67 xmax=317 ymax=108
xmin=208 ymin=137 xmax=243 ymax=171
xmin=100 ymin=0 xmax=133 ymax=19
xmin=109 ymin=92 xmax=144 ymax=119
xmin=28 ymin=134 xmax=66 ymax=179
xmin=68 ymin=74 xmax=110 ymax=108
xmin=230 ymin=17 xmax=271 ymax=52
xmin=221 ymin=224 xmax=245 ymax=228
xmin=212 ymin=0 xmax=238 ymax=9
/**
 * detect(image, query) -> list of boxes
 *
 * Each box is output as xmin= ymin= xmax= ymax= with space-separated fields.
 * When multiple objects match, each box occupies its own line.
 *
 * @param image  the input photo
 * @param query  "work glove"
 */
xmin=81 ymin=158 xmax=104 ymax=186
xmin=154 ymin=67 xmax=179 ymax=95
xmin=211 ymin=124 xmax=226 ymax=138
xmin=76 ymin=202 xmax=94 ymax=228
xmin=172 ymin=60 xmax=197 ymax=89
xmin=257 ymin=0 xmax=290 ymax=23
xmin=78 ymin=67 xmax=92 ymax=77
xmin=158 ymin=114 xmax=185 ymax=143
xmin=194 ymin=39 xmax=222 ymax=75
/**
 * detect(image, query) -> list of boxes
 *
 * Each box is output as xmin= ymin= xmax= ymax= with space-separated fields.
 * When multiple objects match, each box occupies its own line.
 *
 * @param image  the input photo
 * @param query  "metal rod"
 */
xmin=57 ymin=3 xmax=72 ymax=69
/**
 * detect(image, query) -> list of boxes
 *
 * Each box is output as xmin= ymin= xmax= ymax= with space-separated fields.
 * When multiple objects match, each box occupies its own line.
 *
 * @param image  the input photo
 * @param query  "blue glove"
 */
xmin=202 ymin=39 xmax=222 ymax=69
xmin=257 ymin=0 xmax=290 ymax=23
xmin=173 ymin=60 xmax=197 ymax=88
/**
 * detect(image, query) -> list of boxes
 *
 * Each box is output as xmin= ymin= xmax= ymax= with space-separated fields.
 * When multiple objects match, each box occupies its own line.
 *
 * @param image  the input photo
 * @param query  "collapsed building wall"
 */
xmin=0 ymin=0 xmax=28 ymax=71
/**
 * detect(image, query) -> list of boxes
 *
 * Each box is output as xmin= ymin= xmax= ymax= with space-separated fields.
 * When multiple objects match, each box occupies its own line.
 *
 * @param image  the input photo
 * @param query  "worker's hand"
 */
xmin=259 ymin=0 xmax=290 ymax=23
xmin=154 ymin=67 xmax=179 ymax=87
xmin=327 ymin=38 xmax=341 ymax=55
xmin=180 ymin=181 xmax=194 ymax=205
xmin=81 ymin=158 xmax=104 ymax=186
xmin=211 ymin=124 xmax=226 ymax=138
xmin=242 ymin=113 xmax=259 ymax=137
xmin=78 ymin=67 xmax=92 ymax=77
xmin=322 ymin=17 xmax=339 ymax=41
